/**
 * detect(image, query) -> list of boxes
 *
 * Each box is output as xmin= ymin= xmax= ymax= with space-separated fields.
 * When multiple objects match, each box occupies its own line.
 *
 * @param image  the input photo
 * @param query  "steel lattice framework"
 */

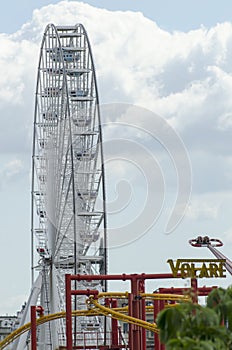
xmin=14 ymin=24 xmax=108 ymax=350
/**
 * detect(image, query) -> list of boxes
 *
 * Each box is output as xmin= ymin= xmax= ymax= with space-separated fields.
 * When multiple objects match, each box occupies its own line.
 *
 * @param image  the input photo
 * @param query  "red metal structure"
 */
xmin=65 ymin=273 xmax=173 ymax=350
xmin=64 ymin=273 xmax=215 ymax=350
xmin=30 ymin=306 xmax=44 ymax=350
xmin=9 ymin=239 xmax=229 ymax=350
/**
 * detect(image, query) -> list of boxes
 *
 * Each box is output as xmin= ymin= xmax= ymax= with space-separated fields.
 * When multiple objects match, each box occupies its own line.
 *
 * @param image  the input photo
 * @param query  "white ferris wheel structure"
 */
xmin=14 ymin=24 xmax=108 ymax=350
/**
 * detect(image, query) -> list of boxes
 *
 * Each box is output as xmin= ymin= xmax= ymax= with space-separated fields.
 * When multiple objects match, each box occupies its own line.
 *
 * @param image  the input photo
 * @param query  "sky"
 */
xmin=1 ymin=1 xmax=232 ymax=314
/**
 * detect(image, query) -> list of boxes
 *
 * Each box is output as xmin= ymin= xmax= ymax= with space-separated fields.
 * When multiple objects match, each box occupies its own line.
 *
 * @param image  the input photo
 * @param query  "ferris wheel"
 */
xmin=15 ymin=24 xmax=108 ymax=349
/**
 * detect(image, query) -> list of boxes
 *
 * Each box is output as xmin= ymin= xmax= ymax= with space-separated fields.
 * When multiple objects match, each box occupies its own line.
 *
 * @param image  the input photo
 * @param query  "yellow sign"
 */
xmin=167 ymin=259 xmax=226 ymax=278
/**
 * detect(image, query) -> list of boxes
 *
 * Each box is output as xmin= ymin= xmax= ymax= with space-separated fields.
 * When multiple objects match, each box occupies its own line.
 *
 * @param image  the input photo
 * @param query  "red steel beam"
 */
xmin=158 ymin=286 xmax=216 ymax=296
xmin=65 ymin=274 xmax=73 ymax=350
xmin=30 ymin=306 xmax=44 ymax=350
xmin=31 ymin=306 xmax=37 ymax=350
xmin=111 ymin=299 xmax=119 ymax=347
xmin=66 ymin=273 xmax=217 ymax=350
xmin=153 ymin=299 xmax=160 ymax=350
xmin=70 ymin=273 xmax=179 ymax=281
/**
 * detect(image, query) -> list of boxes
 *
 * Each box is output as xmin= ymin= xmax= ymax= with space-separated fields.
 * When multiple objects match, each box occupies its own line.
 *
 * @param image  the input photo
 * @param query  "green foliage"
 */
xmin=156 ymin=286 xmax=232 ymax=349
xmin=166 ymin=337 xmax=227 ymax=350
xmin=207 ymin=287 xmax=232 ymax=331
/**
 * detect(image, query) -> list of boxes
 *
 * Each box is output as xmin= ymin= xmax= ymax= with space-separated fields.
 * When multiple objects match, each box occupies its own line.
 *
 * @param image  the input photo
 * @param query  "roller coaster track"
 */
xmin=0 ymin=292 xmax=190 ymax=349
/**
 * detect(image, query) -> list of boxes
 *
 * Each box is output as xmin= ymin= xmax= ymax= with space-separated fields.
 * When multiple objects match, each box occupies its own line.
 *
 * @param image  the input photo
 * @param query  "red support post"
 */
xmin=138 ymin=279 xmax=146 ymax=350
xmin=104 ymin=298 xmax=110 ymax=347
xmin=191 ymin=278 xmax=198 ymax=303
xmin=31 ymin=306 xmax=44 ymax=350
xmin=111 ymin=299 xmax=119 ymax=347
xmin=131 ymin=276 xmax=141 ymax=350
xmin=31 ymin=306 xmax=37 ymax=350
xmin=159 ymin=300 xmax=165 ymax=350
xmin=128 ymin=293 xmax=133 ymax=350
xmin=153 ymin=298 xmax=160 ymax=350
xmin=65 ymin=274 xmax=73 ymax=350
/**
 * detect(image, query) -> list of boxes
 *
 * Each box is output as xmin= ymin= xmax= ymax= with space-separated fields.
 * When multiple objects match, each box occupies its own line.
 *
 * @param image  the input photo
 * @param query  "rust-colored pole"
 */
xmin=139 ymin=279 xmax=146 ymax=350
xmin=159 ymin=300 xmax=165 ymax=350
xmin=111 ymin=299 xmax=119 ymax=347
xmin=191 ymin=278 xmax=198 ymax=303
xmin=128 ymin=293 xmax=133 ymax=350
xmin=131 ymin=276 xmax=141 ymax=350
xmin=65 ymin=274 xmax=73 ymax=350
xmin=153 ymin=298 xmax=160 ymax=350
xmin=71 ymin=273 xmax=178 ymax=281
xmin=158 ymin=299 xmax=165 ymax=350
xmin=31 ymin=306 xmax=37 ymax=350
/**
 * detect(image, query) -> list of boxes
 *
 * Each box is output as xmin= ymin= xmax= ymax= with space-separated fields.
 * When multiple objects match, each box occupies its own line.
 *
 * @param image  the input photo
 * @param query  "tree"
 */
xmin=207 ymin=286 xmax=232 ymax=331
xmin=156 ymin=287 xmax=232 ymax=349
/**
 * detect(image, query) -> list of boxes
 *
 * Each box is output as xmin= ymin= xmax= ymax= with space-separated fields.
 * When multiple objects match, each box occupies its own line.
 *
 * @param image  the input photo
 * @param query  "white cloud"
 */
xmin=3 ymin=159 xmax=23 ymax=178
xmin=0 ymin=158 xmax=26 ymax=190
xmin=186 ymin=200 xmax=219 ymax=220
xmin=1 ymin=2 xmax=232 ymax=159
xmin=0 ymin=0 xmax=231 ymax=237
xmin=0 ymin=35 xmax=37 ymax=104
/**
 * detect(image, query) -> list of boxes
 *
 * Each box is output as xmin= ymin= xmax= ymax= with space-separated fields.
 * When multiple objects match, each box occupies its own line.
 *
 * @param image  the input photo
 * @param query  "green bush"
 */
xmin=156 ymin=287 xmax=232 ymax=349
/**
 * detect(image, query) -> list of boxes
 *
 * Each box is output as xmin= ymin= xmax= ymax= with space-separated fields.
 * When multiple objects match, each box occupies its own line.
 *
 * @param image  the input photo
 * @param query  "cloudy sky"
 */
xmin=1 ymin=0 xmax=232 ymax=314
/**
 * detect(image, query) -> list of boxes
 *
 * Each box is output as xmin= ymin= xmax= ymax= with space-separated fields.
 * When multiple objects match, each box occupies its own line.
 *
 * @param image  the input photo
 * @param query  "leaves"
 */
xmin=157 ymin=286 xmax=232 ymax=349
xmin=166 ymin=337 xmax=227 ymax=350
xmin=207 ymin=286 xmax=232 ymax=331
xmin=156 ymin=306 xmax=184 ymax=343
